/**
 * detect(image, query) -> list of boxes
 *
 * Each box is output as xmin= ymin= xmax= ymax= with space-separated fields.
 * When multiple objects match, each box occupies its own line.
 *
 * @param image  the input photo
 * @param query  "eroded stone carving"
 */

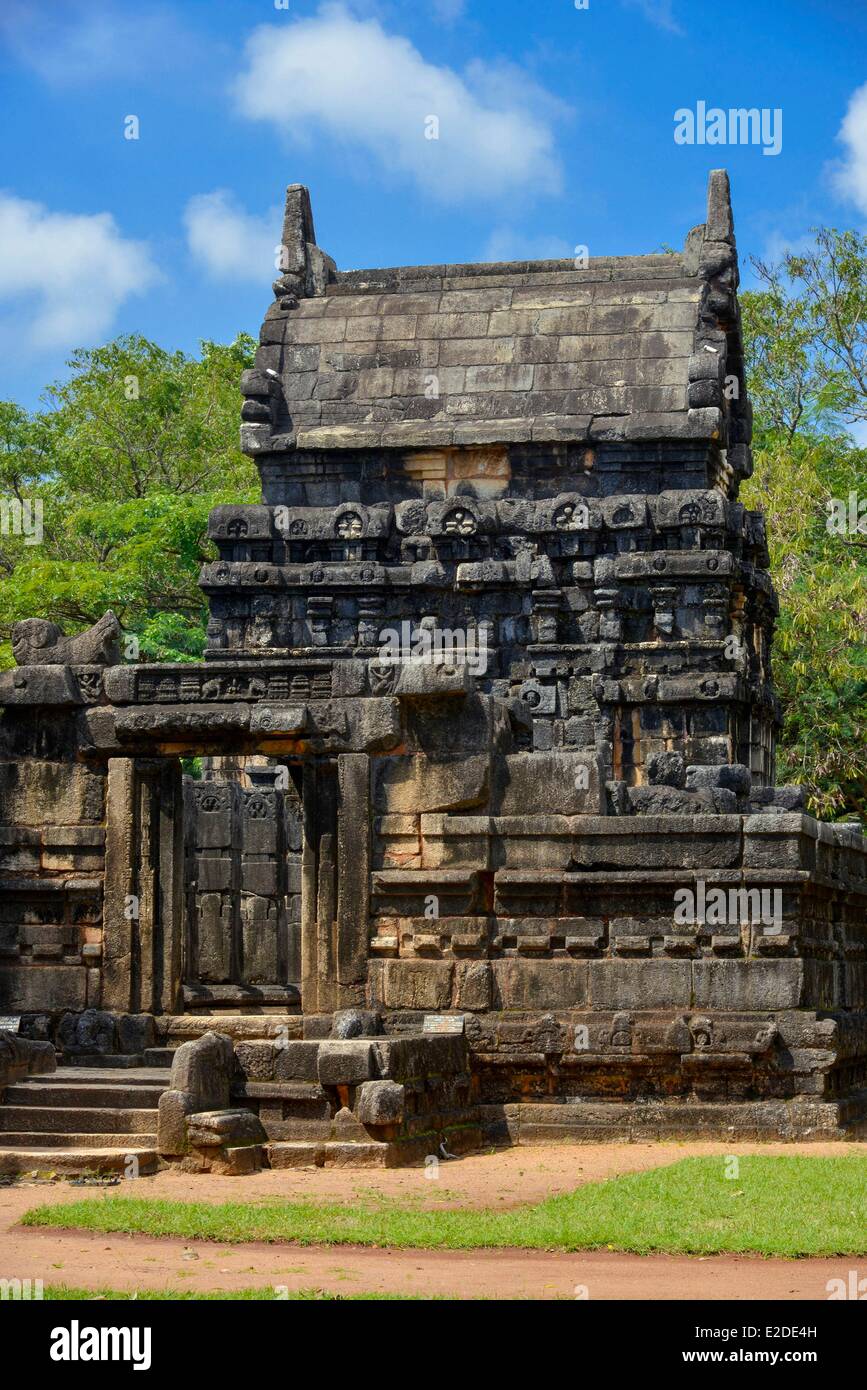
xmin=12 ymin=611 xmax=121 ymax=667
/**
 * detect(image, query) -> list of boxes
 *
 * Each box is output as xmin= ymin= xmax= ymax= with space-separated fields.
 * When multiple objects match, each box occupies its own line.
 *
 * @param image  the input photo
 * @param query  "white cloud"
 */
xmin=832 ymin=81 xmax=867 ymax=216
xmin=482 ymin=228 xmax=573 ymax=262
xmin=0 ymin=193 xmax=160 ymax=352
xmin=0 ymin=0 xmax=193 ymax=86
xmin=183 ymin=192 xmax=281 ymax=283
xmin=232 ymin=4 xmax=563 ymax=203
xmin=621 ymin=0 xmax=684 ymax=35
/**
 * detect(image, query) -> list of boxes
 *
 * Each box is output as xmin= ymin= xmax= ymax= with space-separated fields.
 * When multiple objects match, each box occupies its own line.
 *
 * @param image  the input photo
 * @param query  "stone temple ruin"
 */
xmin=1 ymin=171 xmax=865 ymax=1174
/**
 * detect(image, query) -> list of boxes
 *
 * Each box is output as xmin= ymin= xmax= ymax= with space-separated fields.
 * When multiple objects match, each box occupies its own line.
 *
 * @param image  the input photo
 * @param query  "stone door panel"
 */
xmin=184 ymin=775 xmax=302 ymax=987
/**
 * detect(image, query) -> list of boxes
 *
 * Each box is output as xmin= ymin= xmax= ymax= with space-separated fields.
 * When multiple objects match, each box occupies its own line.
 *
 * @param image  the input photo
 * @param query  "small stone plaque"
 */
xmin=422 ymin=1014 xmax=465 ymax=1035
xmin=0 ymin=1015 xmax=21 ymax=1034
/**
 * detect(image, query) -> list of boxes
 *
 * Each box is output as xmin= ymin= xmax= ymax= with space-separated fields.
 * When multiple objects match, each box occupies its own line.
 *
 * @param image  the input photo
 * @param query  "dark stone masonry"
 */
xmin=1 ymin=171 xmax=865 ymax=1172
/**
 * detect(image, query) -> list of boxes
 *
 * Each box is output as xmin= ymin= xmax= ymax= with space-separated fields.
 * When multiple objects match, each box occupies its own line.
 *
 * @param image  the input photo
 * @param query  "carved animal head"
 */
xmin=11 ymin=618 xmax=64 ymax=665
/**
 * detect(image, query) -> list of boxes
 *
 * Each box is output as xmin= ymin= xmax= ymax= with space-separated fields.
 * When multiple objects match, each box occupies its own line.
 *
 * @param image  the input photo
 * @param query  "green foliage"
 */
xmin=0 ymin=335 xmax=258 ymax=667
xmin=741 ymin=437 xmax=866 ymax=819
xmin=741 ymin=228 xmax=867 ymax=820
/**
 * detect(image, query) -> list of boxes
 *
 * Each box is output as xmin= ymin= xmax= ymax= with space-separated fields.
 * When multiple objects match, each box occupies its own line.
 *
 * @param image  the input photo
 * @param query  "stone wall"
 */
xmin=0 ymin=755 xmax=105 ymax=1013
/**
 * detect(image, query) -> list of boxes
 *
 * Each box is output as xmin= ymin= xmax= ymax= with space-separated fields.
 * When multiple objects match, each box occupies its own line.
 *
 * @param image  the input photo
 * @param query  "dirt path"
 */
xmin=2 ymin=1141 xmax=864 ymax=1300
xmin=1 ymin=1225 xmax=855 ymax=1300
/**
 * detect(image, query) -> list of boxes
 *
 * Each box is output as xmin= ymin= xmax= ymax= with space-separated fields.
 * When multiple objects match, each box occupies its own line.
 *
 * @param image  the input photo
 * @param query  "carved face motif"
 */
xmin=679 ymin=502 xmax=703 ymax=525
xmin=443 ymin=507 xmax=476 ymax=536
xmin=336 ymin=512 xmax=363 ymax=538
xmin=553 ymin=502 xmax=587 ymax=531
xmin=226 ymin=518 xmax=248 ymax=538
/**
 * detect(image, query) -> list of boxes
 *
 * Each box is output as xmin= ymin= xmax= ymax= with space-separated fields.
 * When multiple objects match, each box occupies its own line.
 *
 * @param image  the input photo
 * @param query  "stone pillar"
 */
xmin=157 ymin=759 xmax=184 ymax=1015
xmin=300 ymin=762 xmax=319 ymax=1011
xmin=299 ymin=760 xmax=340 ymax=1014
xmin=102 ymin=757 xmax=184 ymax=1016
xmin=102 ymin=759 xmax=136 ymax=1012
xmin=336 ymin=754 xmax=370 ymax=1008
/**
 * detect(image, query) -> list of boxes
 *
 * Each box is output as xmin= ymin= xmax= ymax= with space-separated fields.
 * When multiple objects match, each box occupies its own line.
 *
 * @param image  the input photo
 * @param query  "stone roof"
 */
xmin=241 ymin=171 xmax=748 ymax=464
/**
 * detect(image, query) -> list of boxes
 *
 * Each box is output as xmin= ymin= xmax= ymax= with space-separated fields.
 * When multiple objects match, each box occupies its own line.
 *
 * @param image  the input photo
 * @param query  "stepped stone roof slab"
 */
xmin=277 ymin=258 xmax=703 ymax=449
xmin=245 ymin=174 xmax=743 ymax=456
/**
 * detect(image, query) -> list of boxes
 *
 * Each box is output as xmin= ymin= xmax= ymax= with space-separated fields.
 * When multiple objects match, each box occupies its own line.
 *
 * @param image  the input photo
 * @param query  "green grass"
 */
xmin=41 ymin=1285 xmax=418 ymax=1301
xmin=22 ymin=1155 xmax=867 ymax=1257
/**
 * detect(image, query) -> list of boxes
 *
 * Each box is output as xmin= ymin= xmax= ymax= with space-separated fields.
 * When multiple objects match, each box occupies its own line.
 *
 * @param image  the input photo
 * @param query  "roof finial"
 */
xmin=706 ymin=169 xmax=735 ymax=246
xmin=276 ymin=185 xmax=336 ymax=299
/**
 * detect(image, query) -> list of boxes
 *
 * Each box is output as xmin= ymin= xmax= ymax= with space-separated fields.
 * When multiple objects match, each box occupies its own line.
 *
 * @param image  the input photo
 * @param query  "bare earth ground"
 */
xmin=1 ymin=1140 xmax=864 ymax=1300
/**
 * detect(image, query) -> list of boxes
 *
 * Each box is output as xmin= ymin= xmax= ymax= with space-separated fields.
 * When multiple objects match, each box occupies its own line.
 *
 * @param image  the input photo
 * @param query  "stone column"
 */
xmin=300 ymin=762 xmax=319 ymax=1010
xmin=336 ymin=753 xmax=370 ymax=1008
xmin=102 ymin=757 xmax=184 ymax=1016
xmin=157 ymin=759 xmax=184 ymax=1015
xmin=102 ymin=759 xmax=136 ymax=1013
xmin=299 ymin=760 xmax=340 ymax=1014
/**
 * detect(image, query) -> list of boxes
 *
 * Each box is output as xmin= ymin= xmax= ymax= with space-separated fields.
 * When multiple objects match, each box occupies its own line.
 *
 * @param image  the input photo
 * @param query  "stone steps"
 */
xmin=0 ymin=1063 xmax=169 ymax=1176
xmin=0 ymin=1145 xmax=161 ymax=1177
xmin=42 ymin=1066 xmax=171 ymax=1084
xmin=64 ymin=1054 xmax=154 ymax=1069
xmin=5 ymin=1081 xmax=165 ymax=1109
xmin=0 ymin=1105 xmax=159 ymax=1134
xmin=0 ymin=1131 xmax=158 ymax=1148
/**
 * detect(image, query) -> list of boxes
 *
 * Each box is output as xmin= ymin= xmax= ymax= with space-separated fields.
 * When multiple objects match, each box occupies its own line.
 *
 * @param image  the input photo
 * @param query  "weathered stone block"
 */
xmin=0 ymin=966 xmax=87 ymax=1013
xmin=317 ymin=1040 xmax=377 ymax=1086
xmin=382 ymin=960 xmax=454 ymax=1010
xmin=331 ymin=1008 xmax=381 ymax=1038
xmin=454 ymin=961 xmax=492 ymax=1011
xmin=692 ymin=960 xmax=805 ymax=1011
xmin=169 ymin=1031 xmax=234 ymax=1109
xmin=0 ymin=1030 xmax=56 ymax=1087
xmin=494 ymin=751 xmax=602 ymax=816
xmin=0 ymin=762 xmax=104 ymax=826
xmin=373 ymin=755 xmax=489 ymax=814
xmin=186 ymin=1109 xmax=266 ymax=1148
xmin=356 ymin=1079 xmax=405 ymax=1127
xmin=588 ymin=959 xmax=692 ymax=1010
xmin=492 ymin=959 xmax=588 ymax=1011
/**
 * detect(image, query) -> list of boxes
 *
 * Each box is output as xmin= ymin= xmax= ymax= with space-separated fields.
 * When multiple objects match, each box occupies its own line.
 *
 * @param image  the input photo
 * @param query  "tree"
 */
xmin=0 ymin=335 xmax=258 ymax=665
xmin=740 ymin=228 xmax=867 ymax=820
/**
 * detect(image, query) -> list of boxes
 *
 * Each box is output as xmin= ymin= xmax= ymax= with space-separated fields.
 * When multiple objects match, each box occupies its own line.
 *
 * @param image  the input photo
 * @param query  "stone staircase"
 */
xmin=0 ymin=1064 xmax=170 ymax=1176
xmin=0 ymin=1013 xmax=304 ymax=1176
xmin=0 ymin=1015 xmax=482 ymax=1174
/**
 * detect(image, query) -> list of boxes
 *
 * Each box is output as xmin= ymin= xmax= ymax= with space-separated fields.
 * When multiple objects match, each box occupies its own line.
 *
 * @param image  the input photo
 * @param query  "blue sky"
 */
xmin=1 ymin=0 xmax=866 ymax=410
